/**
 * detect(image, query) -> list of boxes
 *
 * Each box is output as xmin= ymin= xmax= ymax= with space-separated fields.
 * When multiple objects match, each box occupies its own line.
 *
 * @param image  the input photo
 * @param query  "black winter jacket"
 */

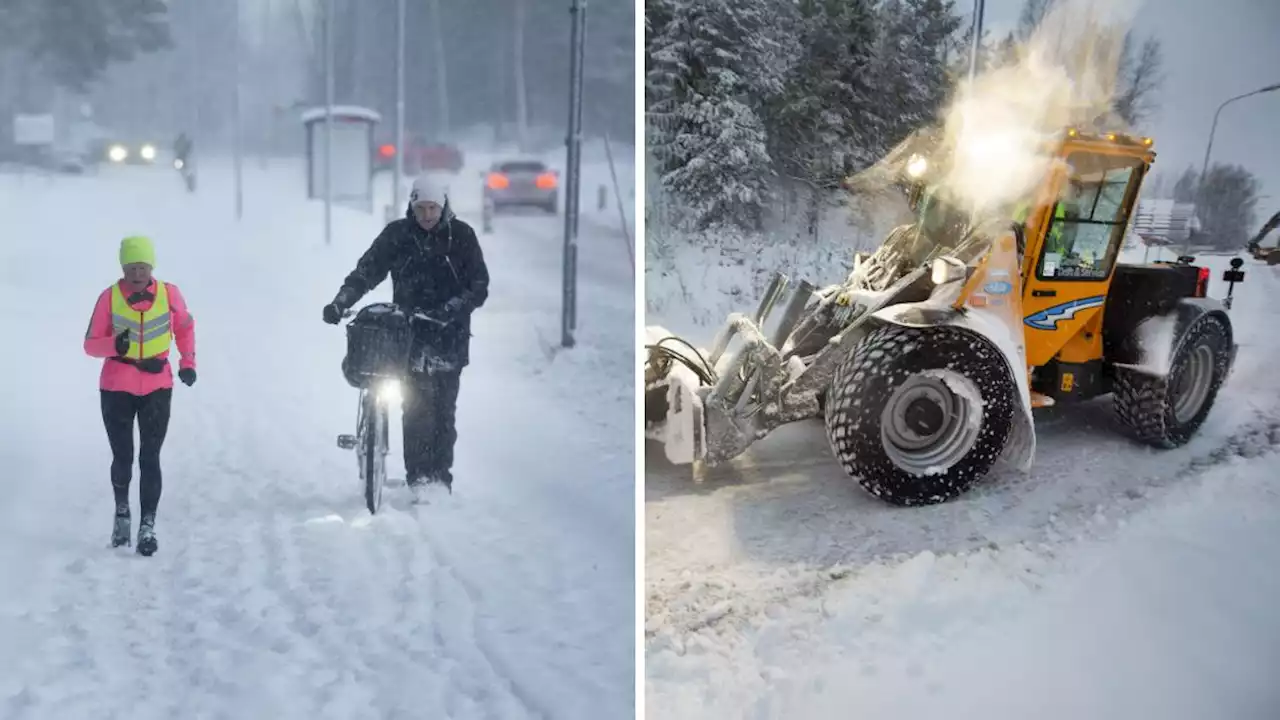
xmin=335 ymin=205 xmax=489 ymax=368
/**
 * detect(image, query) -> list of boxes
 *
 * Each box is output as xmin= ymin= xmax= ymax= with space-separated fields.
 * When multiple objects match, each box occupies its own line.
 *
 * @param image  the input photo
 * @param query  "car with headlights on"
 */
xmin=482 ymin=159 xmax=558 ymax=214
xmin=103 ymin=138 xmax=161 ymax=165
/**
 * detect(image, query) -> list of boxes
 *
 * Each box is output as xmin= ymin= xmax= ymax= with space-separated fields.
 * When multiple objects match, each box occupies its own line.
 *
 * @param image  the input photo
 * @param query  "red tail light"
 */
xmin=487 ymin=173 xmax=510 ymax=190
xmin=535 ymin=172 xmax=558 ymax=189
xmin=1194 ymin=266 xmax=1210 ymax=297
xmin=378 ymin=144 xmax=396 ymax=158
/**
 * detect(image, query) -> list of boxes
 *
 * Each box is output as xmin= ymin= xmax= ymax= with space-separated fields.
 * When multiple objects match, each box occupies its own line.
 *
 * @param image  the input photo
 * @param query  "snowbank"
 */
xmin=648 ymin=434 xmax=1280 ymax=719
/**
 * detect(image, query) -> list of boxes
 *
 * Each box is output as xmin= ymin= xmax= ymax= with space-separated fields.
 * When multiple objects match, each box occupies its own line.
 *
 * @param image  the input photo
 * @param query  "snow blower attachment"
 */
xmin=644 ymin=128 xmax=1243 ymax=506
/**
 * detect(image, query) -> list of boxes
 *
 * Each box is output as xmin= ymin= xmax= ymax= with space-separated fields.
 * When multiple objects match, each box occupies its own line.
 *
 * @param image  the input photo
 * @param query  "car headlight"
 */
xmin=140 ymin=144 xmax=156 ymax=160
xmin=108 ymin=145 xmax=127 ymax=162
xmin=377 ymin=378 xmax=403 ymax=404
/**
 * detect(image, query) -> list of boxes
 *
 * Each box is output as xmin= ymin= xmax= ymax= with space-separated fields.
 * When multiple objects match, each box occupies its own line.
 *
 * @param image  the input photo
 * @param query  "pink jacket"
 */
xmin=84 ymin=279 xmax=197 ymax=395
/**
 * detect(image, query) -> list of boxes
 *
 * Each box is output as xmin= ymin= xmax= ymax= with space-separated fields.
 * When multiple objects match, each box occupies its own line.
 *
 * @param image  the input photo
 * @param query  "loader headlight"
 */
xmin=140 ymin=144 xmax=156 ymax=160
xmin=906 ymin=154 xmax=928 ymax=178
xmin=108 ymin=145 xmax=127 ymax=162
xmin=377 ymin=378 xmax=403 ymax=404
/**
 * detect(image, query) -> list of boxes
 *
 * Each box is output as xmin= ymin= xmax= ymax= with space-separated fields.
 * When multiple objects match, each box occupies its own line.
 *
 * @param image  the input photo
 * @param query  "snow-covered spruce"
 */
xmin=824 ymin=324 xmax=1014 ymax=505
xmin=1113 ymin=313 xmax=1232 ymax=449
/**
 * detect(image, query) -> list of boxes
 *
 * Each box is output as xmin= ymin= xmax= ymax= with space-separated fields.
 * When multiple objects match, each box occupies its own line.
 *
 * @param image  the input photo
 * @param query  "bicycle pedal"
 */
xmin=336 ymin=434 xmax=357 ymax=450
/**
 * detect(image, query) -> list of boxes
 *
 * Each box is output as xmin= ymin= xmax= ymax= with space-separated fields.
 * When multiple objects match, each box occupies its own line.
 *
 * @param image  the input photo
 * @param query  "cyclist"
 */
xmin=323 ymin=175 xmax=489 ymax=503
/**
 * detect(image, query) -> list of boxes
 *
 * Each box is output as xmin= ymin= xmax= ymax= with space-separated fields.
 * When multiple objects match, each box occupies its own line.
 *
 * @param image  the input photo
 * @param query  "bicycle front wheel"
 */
xmin=362 ymin=392 xmax=388 ymax=514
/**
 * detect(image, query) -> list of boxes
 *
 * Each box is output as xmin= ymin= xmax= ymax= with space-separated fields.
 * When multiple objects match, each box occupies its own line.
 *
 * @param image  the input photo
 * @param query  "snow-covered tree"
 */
xmin=0 ymin=0 xmax=170 ymax=92
xmin=867 ymin=0 xmax=962 ymax=158
xmin=765 ymin=0 xmax=877 ymax=228
xmin=646 ymin=0 xmax=787 ymax=230
xmin=1197 ymin=163 xmax=1262 ymax=250
xmin=1173 ymin=166 xmax=1199 ymax=203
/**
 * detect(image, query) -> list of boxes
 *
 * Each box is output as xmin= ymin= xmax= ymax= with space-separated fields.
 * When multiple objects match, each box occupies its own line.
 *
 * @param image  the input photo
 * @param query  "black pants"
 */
xmin=101 ymin=389 xmax=172 ymax=518
xmin=401 ymin=370 xmax=461 ymax=485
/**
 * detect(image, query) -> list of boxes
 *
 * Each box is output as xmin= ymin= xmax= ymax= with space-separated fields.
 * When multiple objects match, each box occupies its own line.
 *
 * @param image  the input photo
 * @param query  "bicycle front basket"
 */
xmin=343 ymin=304 xmax=412 ymax=387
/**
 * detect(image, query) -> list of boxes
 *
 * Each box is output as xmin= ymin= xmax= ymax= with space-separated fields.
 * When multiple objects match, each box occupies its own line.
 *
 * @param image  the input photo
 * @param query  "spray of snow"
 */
xmin=848 ymin=0 xmax=1146 ymax=224
xmin=1132 ymin=312 xmax=1178 ymax=376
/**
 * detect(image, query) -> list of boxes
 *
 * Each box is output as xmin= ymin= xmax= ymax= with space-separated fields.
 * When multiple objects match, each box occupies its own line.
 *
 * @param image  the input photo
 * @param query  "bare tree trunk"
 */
xmin=428 ymin=0 xmax=450 ymax=137
xmin=513 ymin=0 xmax=528 ymax=152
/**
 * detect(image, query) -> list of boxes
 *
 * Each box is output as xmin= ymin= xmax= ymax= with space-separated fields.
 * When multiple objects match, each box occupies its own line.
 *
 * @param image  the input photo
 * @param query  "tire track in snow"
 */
xmin=411 ymin=514 xmax=551 ymax=720
xmin=647 ymin=409 xmax=1280 ymax=639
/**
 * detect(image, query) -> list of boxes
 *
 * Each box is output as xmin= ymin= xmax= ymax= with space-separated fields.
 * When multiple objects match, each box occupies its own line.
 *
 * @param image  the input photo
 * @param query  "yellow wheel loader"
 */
xmin=645 ymin=129 xmax=1243 ymax=506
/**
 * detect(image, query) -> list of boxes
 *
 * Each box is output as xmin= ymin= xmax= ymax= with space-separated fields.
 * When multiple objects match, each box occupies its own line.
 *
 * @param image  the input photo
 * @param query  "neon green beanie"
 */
xmin=119 ymin=235 xmax=156 ymax=268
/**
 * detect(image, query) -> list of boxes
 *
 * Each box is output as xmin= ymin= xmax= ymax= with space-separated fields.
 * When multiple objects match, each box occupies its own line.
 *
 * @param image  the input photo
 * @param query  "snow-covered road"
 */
xmin=0 ymin=152 xmax=634 ymax=719
xmin=645 ymin=248 xmax=1280 ymax=717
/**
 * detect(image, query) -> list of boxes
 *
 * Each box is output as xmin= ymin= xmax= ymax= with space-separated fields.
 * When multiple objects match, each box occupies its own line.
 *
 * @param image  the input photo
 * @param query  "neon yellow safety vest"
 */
xmin=1014 ymin=202 xmax=1069 ymax=253
xmin=110 ymin=281 xmax=172 ymax=359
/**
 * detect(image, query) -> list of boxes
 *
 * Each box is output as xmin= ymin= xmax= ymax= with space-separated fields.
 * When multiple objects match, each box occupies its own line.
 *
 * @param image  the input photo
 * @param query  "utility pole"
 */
xmin=392 ymin=0 xmax=405 ymax=212
xmin=428 ymin=0 xmax=450 ymax=136
xmin=233 ymin=0 xmax=243 ymax=220
xmin=562 ymin=0 xmax=587 ymax=348
xmin=967 ymin=0 xmax=985 ymax=82
xmin=324 ymin=0 xmax=334 ymax=246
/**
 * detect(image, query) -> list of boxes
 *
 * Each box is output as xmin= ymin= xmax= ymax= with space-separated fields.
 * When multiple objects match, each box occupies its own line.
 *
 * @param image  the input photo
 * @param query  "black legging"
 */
xmin=101 ymin=389 xmax=172 ymax=518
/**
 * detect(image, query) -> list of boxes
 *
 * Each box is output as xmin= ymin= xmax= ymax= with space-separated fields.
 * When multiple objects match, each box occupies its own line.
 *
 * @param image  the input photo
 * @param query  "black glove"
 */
xmin=323 ymin=286 xmax=359 ymax=325
xmin=114 ymin=329 xmax=131 ymax=356
xmin=440 ymin=296 xmax=469 ymax=323
xmin=322 ymin=303 xmax=343 ymax=325
xmin=178 ymin=368 xmax=197 ymax=386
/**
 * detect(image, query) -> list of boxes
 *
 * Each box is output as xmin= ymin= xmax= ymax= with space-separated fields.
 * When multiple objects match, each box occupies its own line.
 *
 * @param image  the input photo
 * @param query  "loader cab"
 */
xmin=1017 ymin=131 xmax=1154 ymax=372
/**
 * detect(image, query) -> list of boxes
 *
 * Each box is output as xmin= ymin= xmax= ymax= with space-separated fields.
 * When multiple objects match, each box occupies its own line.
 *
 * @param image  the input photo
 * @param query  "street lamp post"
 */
xmin=967 ymin=0 xmax=985 ymax=83
xmin=1185 ymin=82 xmax=1280 ymax=254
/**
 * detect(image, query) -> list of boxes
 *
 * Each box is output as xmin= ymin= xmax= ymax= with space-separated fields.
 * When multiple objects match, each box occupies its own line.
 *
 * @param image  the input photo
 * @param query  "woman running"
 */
xmin=83 ymin=236 xmax=197 ymax=556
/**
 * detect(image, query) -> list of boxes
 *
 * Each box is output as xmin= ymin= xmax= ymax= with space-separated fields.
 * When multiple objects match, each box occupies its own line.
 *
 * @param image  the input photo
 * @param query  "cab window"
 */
xmin=1036 ymin=152 xmax=1144 ymax=281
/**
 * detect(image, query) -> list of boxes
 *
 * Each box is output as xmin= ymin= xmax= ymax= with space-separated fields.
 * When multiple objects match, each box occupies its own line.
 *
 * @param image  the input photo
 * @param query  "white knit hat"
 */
xmin=409 ymin=174 xmax=445 ymax=206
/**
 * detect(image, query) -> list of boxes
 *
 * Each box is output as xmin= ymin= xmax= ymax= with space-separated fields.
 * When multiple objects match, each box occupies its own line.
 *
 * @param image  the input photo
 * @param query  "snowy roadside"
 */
xmin=648 ymin=431 xmax=1280 ymax=718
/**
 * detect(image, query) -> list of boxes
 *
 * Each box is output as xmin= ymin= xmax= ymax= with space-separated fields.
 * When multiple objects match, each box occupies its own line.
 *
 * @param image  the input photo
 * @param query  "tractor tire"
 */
xmin=1112 ymin=313 xmax=1231 ymax=448
xmin=824 ymin=324 xmax=1015 ymax=506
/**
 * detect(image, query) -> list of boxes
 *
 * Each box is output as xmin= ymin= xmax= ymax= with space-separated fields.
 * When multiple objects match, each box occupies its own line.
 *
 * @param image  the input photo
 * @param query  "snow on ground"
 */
xmin=645 ymin=232 xmax=1280 ymax=717
xmin=0 ymin=147 xmax=634 ymax=719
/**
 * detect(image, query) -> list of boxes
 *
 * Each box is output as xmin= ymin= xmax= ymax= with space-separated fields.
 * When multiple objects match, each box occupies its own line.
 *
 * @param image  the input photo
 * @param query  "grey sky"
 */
xmin=975 ymin=0 xmax=1280 ymax=216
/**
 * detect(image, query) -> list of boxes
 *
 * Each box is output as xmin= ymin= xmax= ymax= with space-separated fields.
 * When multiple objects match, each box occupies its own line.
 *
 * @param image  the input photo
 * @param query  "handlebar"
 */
xmin=338 ymin=307 xmax=447 ymax=327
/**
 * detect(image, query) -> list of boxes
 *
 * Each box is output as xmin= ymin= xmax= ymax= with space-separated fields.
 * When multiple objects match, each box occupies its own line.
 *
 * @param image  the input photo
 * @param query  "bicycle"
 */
xmin=334 ymin=302 xmax=448 ymax=514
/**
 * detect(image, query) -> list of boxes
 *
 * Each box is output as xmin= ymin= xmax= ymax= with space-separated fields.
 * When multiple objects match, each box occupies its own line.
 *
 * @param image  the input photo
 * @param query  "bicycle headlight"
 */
xmin=377 ymin=378 xmax=403 ymax=403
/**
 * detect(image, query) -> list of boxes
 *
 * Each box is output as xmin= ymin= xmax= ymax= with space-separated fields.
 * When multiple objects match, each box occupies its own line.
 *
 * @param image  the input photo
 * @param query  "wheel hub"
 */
xmin=904 ymin=396 xmax=946 ymax=437
xmin=1172 ymin=343 xmax=1215 ymax=424
xmin=880 ymin=373 xmax=983 ymax=474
